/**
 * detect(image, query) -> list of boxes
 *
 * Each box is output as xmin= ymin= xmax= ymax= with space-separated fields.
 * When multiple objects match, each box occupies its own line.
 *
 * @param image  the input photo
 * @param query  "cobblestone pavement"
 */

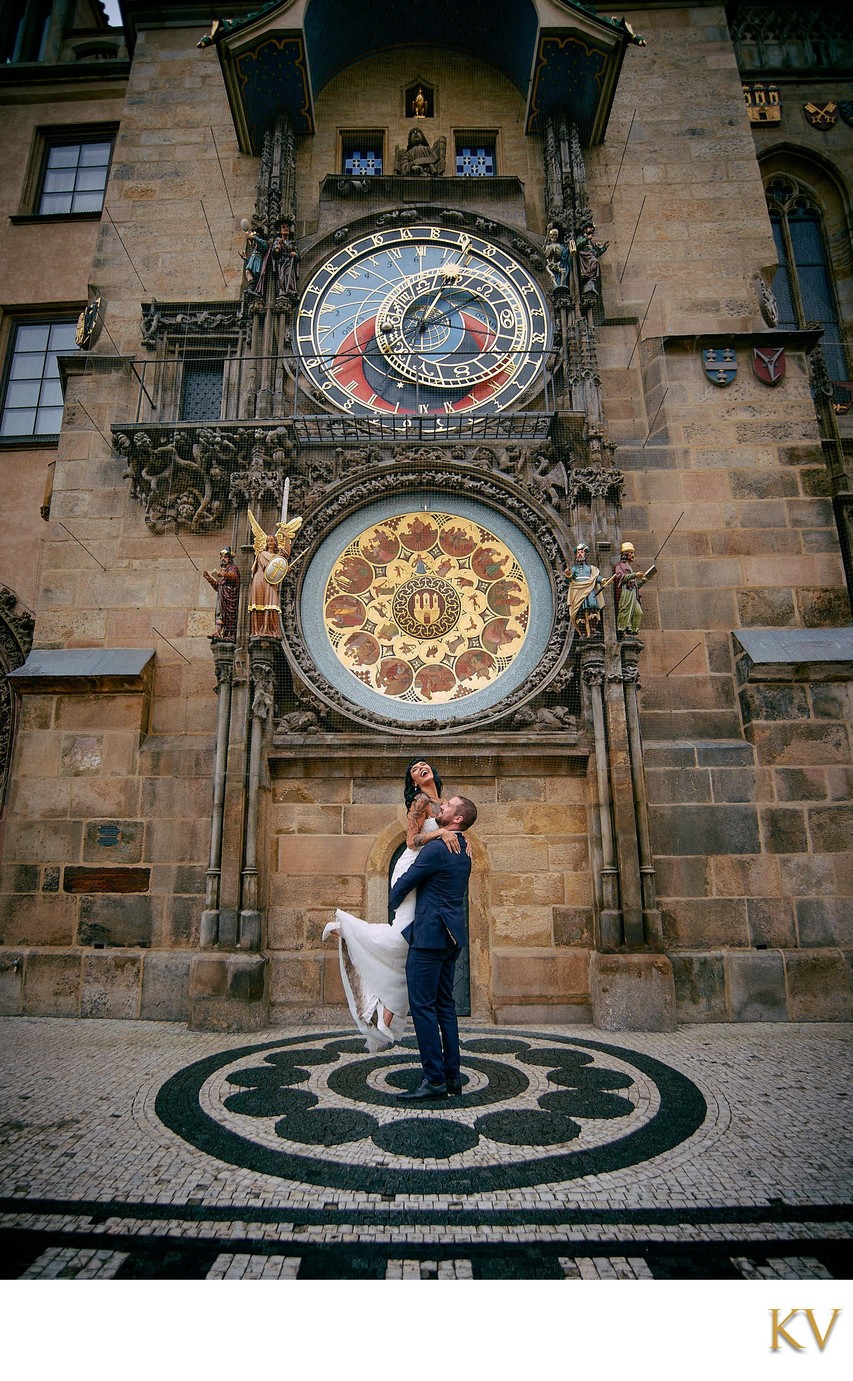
xmin=0 ymin=1016 xmax=850 ymax=1282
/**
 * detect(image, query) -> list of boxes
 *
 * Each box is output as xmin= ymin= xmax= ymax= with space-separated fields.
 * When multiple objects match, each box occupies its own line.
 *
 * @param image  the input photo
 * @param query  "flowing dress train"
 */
xmin=328 ymin=818 xmax=438 ymax=1051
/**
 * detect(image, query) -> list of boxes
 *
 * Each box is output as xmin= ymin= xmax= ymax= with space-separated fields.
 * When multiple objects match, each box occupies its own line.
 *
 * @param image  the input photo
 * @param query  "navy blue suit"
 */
xmin=388 ymin=835 xmax=471 ymax=1087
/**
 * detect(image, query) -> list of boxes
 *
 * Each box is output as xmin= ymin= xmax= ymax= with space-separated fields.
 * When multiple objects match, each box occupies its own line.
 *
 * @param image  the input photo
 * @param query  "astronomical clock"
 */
xmin=284 ymin=222 xmax=569 ymax=732
xmin=294 ymin=226 xmax=551 ymax=417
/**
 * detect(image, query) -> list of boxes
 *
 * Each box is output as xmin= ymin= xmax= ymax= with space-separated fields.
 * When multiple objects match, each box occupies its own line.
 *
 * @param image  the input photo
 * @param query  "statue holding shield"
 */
xmin=247 ymin=505 xmax=302 ymax=638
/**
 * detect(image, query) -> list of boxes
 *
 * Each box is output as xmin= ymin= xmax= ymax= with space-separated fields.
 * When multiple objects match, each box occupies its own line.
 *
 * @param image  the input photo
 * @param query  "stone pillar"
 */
xmin=580 ymin=645 xmax=622 ymax=948
xmin=187 ymin=582 xmax=273 ymax=1033
xmin=240 ymin=638 xmax=276 ymax=950
xmin=200 ymin=639 xmax=236 ymax=948
xmin=621 ymin=639 xmax=663 ymax=947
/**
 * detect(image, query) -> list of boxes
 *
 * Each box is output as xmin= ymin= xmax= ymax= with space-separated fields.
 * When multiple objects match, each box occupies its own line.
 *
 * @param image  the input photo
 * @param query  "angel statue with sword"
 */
xmin=247 ymin=502 xmax=302 ymax=638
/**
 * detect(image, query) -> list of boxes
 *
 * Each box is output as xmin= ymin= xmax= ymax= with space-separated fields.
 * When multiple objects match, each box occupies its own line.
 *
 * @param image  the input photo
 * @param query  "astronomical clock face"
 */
xmin=300 ymin=499 xmax=554 ymax=725
xmin=295 ymin=226 xmax=551 ymax=417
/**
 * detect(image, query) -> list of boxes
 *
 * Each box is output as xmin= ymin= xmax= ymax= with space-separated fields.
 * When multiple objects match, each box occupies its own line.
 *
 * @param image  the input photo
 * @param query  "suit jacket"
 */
xmin=388 ymin=835 xmax=471 ymax=949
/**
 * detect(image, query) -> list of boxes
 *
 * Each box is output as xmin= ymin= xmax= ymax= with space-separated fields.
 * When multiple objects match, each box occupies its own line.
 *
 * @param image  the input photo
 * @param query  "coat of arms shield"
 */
xmin=752 ymin=347 xmax=786 ymax=386
xmin=702 ymin=347 xmax=737 ymax=387
xmin=803 ymin=101 xmax=838 ymax=130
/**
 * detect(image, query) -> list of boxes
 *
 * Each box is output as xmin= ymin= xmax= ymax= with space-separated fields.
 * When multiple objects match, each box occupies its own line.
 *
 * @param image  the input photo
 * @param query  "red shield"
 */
xmin=752 ymin=347 xmax=786 ymax=386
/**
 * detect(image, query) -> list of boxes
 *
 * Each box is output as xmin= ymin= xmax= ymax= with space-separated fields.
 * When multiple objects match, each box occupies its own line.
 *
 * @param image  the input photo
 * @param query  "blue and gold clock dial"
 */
xmin=295 ymin=226 xmax=551 ymax=417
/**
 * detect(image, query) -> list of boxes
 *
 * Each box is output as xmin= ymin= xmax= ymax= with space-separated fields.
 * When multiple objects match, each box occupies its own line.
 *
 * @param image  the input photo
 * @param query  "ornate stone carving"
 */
xmin=755 ymin=273 xmax=779 ymax=327
xmin=112 ymin=428 xmax=227 ymax=534
xmin=210 ymin=638 xmax=236 ymax=690
xmin=140 ymin=301 xmax=249 ymax=351
xmin=581 ymin=662 xmax=606 ymax=688
xmin=114 ymin=422 xmax=592 ymax=535
xmin=568 ymin=467 xmax=625 ymax=503
xmin=230 ymin=431 xmax=289 ymax=509
xmin=250 ymin=662 xmax=275 ymax=720
xmin=510 ymin=704 xmax=577 ymax=731
xmin=276 ymin=709 xmax=323 ymax=735
xmin=0 ymin=585 xmax=35 ymax=809
xmin=394 ymin=128 xmax=447 ymax=175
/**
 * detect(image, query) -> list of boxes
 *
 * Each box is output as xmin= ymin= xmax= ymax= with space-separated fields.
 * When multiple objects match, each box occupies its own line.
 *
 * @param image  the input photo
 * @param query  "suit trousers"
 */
xmin=405 ymin=941 xmax=461 ymax=1087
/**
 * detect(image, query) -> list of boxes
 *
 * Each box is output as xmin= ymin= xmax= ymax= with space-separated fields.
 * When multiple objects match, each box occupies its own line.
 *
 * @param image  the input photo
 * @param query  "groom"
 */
xmin=388 ymin=795 xmax=478 ymax=1100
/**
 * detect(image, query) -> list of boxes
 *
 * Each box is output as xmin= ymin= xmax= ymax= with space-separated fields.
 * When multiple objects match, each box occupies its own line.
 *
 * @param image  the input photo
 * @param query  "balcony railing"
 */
xmin=125 ymin=349 xmax=562 ymax=441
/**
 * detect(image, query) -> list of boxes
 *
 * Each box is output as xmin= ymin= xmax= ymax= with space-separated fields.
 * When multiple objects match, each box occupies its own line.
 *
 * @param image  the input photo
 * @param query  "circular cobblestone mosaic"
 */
xmin=154 ymin=1029 xmax=707 ymax=1195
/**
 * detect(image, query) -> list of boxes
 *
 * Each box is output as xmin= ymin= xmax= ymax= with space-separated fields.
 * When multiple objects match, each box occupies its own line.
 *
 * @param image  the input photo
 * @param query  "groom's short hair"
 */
xmin=453 ymin=796 xmax=478 ymax=831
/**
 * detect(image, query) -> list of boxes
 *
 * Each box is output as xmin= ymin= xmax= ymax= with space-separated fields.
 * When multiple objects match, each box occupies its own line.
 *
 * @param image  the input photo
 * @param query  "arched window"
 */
xmin=765 ymin=175 xmax=849 ymax=385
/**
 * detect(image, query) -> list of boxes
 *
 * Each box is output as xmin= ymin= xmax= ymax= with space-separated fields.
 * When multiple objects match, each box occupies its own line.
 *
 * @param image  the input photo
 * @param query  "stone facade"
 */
xmin=0 ymin=0 xmax=851 ymax=1029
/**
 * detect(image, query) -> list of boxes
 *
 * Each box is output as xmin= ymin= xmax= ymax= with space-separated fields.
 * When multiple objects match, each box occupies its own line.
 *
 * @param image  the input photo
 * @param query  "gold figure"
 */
xmin=247 ymin=506 xmax=303 ymax=637
xmin=413 ymin=87 xmax=428 ymax=118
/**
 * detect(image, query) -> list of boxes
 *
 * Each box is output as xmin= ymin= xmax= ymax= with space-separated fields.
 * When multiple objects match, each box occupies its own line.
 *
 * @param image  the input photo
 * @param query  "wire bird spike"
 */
xmin=654 ymin=510 xmax=684 ymax=561
xmin=609 ymin=107 xmax=637 ymax=204
xmin=76 ymin=401 xmax=113 ymax=451
xmin=104 ymin=207 xmax=147 ymax=293
xmin=152 ymin=627 xmax=191 ymax=664
xmin=665 ymin=642 xmax=703 ymax=677
xmin=175 ymin=531 xmax=201 ymax=571
xmin=200 ymin=198 xmax=229 ymax=289
xmin=57 ymin=521 xmax=107 ymax=571
xmin=209 ymin=126 xmax=234 ymax=216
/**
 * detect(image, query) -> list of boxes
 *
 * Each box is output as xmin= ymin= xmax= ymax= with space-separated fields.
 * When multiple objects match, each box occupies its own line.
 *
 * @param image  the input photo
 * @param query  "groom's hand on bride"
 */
xmin=435 ymin=828 xmax=472 ymax=857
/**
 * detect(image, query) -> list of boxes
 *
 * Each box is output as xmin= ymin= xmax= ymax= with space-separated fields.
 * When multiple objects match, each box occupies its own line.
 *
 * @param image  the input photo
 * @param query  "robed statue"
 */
xmin=247 ymin=506 xmax=302 ymax=638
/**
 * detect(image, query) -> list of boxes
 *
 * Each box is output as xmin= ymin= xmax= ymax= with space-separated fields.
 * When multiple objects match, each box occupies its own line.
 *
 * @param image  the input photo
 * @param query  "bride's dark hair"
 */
xmin=403 ymin=757 xmax=443 ymax=810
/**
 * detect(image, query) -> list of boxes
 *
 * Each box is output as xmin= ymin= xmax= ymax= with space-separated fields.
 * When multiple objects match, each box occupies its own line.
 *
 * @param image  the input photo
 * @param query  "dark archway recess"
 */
xmin=200 ymin=0 xmax=640 ymax=150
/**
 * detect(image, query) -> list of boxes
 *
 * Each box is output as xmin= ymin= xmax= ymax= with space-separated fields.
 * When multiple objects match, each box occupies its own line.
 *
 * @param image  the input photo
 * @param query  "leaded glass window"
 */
xmin=341 ymin=135 xmax=383 ymax=176
xmin=455 ymin=144 xmax=495 ymax=177
xmin=180 ymin=359 xmax=225 ymax=422
xmin=766 ymin=176 xmax=849 ymax=384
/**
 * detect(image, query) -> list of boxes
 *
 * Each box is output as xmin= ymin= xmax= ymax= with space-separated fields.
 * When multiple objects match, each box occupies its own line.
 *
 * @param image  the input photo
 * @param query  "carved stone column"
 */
xmin=541 ymin=114 xmax=607 ymax=425
xmin=243 ymin=111 xmax=299 ymax=418
xmin=580 ymin=645 xmax=622 ymax=948
xmin=621 ymin=639 xmax=663 ymax=947
xmin=200 ymin=638 xmax=236 ymax=948
xmin=240 ymin=638 xmax=277 ymax=950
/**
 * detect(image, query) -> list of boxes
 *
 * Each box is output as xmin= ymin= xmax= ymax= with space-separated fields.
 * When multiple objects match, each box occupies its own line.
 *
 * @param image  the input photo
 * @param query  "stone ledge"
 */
xmin=8 ymin=647 xmax=155 ymax=694
xmin=733 ymin=628 xmax=853 ymax=683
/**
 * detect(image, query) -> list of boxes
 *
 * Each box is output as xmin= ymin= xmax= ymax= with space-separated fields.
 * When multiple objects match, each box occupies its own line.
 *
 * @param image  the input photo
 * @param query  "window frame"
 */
xmin=339 ymin=130 xmax=386 ymax=177
xmin=0 ymin=313 xmax=80 ymax=447
xmin=179 ymin=355 xmax=227 ymax=423
xmin=765 ymin=173 xmax=851 ymax=385
xmin=16 ymin=124 xmax=117 ymax=222
xmin=453 ymin=130 xmax=498 ymax=178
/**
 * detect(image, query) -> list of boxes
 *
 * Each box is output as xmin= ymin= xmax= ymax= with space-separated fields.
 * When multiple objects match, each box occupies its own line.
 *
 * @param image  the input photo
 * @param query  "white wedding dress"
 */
xmin=324 ymin=817 xmax=438 ymax=1051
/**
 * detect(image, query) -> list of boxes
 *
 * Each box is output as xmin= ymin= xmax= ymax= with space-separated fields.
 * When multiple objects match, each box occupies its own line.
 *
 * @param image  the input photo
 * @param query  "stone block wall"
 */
xmin=266 ymin=750 xmax=594 ymax=1026
xmin=0 ymin=671 xmax=214 ymax=1019
xmin=301 ymin=44 xmax=545 ymax=236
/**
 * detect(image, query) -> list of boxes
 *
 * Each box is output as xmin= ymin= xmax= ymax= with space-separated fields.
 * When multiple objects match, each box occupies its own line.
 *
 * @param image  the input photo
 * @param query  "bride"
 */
xmin=323 ymin=758 xmax=467 ymax=1050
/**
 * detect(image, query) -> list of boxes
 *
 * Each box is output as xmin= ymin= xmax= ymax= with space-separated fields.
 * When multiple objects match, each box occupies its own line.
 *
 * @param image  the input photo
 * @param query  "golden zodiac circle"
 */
xmin=324 ymin=513 xmax=530 ymax=707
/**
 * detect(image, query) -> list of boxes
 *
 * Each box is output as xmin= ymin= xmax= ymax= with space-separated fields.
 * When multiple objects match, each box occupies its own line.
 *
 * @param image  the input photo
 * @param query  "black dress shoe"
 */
xmin=445 ymin=1078 xmax=463 ymax=1095
xmin=397 ymin=1079 xmax=447 ymax=1100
